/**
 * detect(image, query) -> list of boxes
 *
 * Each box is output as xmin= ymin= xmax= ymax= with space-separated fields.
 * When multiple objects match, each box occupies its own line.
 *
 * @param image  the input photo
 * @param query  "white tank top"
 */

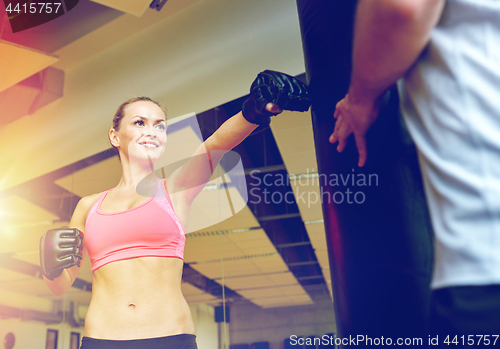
xmin=398 ymin=0 xmax=500 ymax=289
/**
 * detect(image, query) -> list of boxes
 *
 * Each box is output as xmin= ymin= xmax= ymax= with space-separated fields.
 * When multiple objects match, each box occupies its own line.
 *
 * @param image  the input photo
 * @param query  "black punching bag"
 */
xmin=296 ymin=0 xmax=434 ymax=341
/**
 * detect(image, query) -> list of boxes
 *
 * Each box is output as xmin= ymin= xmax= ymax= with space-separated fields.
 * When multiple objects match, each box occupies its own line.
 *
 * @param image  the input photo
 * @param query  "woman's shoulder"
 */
xmin=80 ymin=192 xmax=104 ymax=206
xmin=69 ymin=191 xmax=107 ymax=231
xmin=74 ymin=192 xmax=106 ymax=217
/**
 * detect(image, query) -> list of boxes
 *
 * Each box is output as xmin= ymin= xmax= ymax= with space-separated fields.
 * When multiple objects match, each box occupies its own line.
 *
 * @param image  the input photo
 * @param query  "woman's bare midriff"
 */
xmin=83 ymin=256 xmax=194 ymax=340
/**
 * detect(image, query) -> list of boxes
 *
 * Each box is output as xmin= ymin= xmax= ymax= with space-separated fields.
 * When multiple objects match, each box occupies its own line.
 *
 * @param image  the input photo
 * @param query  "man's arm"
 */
xmin=330 ymin=0 xmax=446 ymax=166
xmin=350 ymin=0 xmax=445 ymax=103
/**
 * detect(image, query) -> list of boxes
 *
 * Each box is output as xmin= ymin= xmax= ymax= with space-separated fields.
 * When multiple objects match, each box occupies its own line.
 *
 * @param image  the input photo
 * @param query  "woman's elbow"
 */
xmin=46 ymin=282 xmax=69 ymax=296
xmin=43 ymin=272 xmax=72 ymax=296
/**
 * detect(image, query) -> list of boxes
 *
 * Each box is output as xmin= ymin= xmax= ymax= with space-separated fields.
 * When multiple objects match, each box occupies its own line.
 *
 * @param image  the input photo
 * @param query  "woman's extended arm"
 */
xmin=42 ymin=195 xmax=94 ymax=295
xmin=205 ymin=111 xmax=260 ymax=156
xmin=168 ymin=71 xmax=310 ymax=204
xmin=168 ymin=107 xmax=278 ymax=204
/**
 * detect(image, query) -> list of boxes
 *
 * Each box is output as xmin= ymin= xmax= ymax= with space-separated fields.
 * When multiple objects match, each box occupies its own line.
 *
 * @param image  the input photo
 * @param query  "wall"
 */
xmin=229 ymin=300 xmax=336 ymax=349
xmin=190 ymin=303 xmax=220 ymax=349
xmin=0 ymin=317 xmax=84 ymax=349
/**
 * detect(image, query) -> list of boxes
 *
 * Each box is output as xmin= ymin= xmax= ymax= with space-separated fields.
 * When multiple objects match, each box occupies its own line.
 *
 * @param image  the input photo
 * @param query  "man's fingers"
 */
xmin=354 ymin=133 xmax=368 ymax=167
xmin=334 ymin=98 xmax=346 ymax=119
xmin=337 ymin=137 xmax=347 ymax=153
xmin=330 ymin=118 xmax=342 ymax=143
xmin=330 ymin=116 xmax=344 ymax=144
xmin=330 ymin=117 xmax=352 ymax=153
xmin=331 ymin=93 xmax=374 ymax=166
xmin=329 ymin=132 xmax=336 ymax=144
xmin=336 ymin=121 xmax=350 ymax=153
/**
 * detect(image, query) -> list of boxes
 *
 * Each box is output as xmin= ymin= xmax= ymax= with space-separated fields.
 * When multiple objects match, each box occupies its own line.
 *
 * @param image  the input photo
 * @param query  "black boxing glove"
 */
xmin=40 ymin=227 xmax=84 ymax=281
xmin=242 ymin=70 xmax=312 ymax=125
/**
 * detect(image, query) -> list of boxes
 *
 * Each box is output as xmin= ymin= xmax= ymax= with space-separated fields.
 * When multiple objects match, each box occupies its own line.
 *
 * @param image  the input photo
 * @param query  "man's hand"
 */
xmin=329 ymin=93 xmax=380 ymax=167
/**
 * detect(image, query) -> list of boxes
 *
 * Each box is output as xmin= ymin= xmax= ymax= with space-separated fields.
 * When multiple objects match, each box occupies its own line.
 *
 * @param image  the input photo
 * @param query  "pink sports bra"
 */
xmin=85 ymin=179 xmax=186 ymax=272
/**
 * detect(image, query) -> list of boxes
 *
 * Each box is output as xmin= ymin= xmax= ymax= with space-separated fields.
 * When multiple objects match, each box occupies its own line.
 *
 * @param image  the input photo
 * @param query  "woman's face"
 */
xmin=111 ymin=101 xmax=167 ymax=163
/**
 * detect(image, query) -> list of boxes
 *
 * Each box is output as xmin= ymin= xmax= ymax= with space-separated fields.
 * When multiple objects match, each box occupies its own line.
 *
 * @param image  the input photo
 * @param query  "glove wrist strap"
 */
xmin=242 ymin=98 xmax=273 ymax=125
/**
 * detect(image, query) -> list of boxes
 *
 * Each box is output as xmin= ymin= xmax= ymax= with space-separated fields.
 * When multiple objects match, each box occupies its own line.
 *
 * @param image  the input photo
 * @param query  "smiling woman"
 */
xmin=38 ymin=71 xmax=311 ymax=349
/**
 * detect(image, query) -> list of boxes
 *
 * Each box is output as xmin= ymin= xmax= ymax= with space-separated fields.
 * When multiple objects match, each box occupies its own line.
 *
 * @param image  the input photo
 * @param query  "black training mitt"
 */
xmin=242 ymin=70 xmax=311 ymax=125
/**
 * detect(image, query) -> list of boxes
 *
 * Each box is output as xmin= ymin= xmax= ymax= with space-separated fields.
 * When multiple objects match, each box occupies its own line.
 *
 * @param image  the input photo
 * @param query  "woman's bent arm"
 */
xmin=44 ymin=264 xmax=81 ymax=296
xmin=42 ymin=195 xmax=95 ymax=295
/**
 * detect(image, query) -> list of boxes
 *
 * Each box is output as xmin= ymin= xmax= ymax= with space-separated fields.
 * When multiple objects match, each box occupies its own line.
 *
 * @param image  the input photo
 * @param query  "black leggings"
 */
xmin=80 ymin=334 xmax=197 ymax=349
